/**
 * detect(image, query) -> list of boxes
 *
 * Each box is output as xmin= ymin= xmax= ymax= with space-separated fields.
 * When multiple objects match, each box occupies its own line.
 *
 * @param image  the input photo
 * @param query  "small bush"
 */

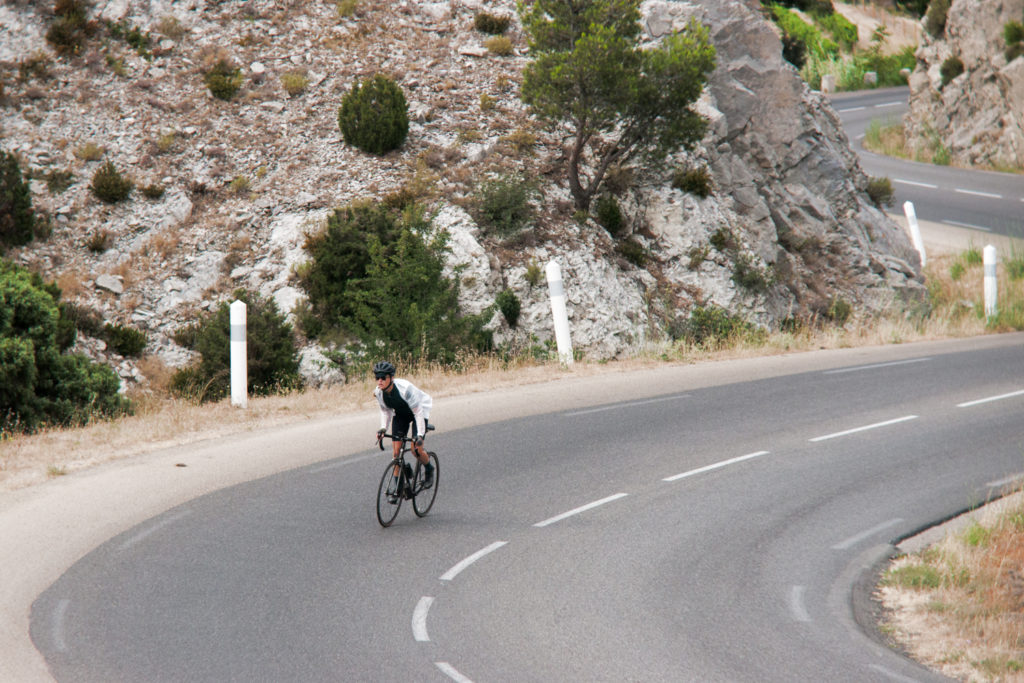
xmin=86 ymin=230 xmax=112 ymax=253
xmin=45 ymin=169 xmax=74 ymax=194
xmin=336 ymin=0 xmax=359 ymax=18
xmin=732 ymin=253 xmax=773 ymax=293
xmin=74 ymin=142 xmax=104 ymax=161
xmin=940 ymin=55 xmax=964 ymax=86
xmin=925 ymin=0 xmax=950 ymax=38
xmin=474 ymin=175 xmax=534 ymax=237
xmin=616 ymin=237 xmax=648 ymax=267
xmin=866 ymin=176 xmax=894 ymax=208
xmin=885 ymin=563 xmax=942 ymax=589
xmin=141 ymin=183 xmax=165 ymax=199
xmin=204 ymin=59 xmax=243 ymax=101
xmin=1005 ymin=21 xmax=1024 ymax=61
xmin=46 ymin=15 xmax=89 ymax=57
xmin=674 ymin=305 xmax=765 ymax=347
xmin=484 ymin=36 xmax=514 ymax=56
xmin=90 ymin=161 xmax=132 ymax=203
xmin=474 ymin=12 xmax=512 ymax=35
xmin=672 ymin=166 xmax=713 ymax=198
xmin=594 ymin=195 xmax=625 ymax=236
xmin=1005 ymin=249 xmax=1024 ymax=281
xmin=228 ymin=175 xmax=250 ymax=195
xmin=0 ymin=150 xmax=36 ymax=250
xmin=709 ymin=228 xmax=735 ymax=252
xmin=103 ymin=322 xmax=147 ymax=357
xmin=496 ymin=289 xmax=521 ymax=328
xmin=281 ymin=71 xmax=309 ymax=97
xmin=338 ymin=74 xmax=408 ymax=155
xmin=524 ymin=260 xmax=543 ymax=288
xmin=826 ymin=297 xmax=851 ymax=324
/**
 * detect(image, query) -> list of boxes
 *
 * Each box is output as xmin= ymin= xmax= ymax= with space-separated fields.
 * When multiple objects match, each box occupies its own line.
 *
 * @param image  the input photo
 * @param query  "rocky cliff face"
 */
xmin=906 ymin=0 xmax=1024 ymax=169
xmin=0 ymin=0 xmax=921 ymax=387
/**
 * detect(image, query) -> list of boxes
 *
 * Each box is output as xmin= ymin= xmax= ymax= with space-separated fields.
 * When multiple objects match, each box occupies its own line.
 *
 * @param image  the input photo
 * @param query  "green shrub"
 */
xmin=45 ymin=169 xmax=74 ymax=194
xmin=940 ymin=55 xmax=964 ymax=86
xmin=496 ymin=289 xmax=521 ymax=328
xmin=90 ymin=161 xmax=133 ymax=203
xmin=46 ymin=0 xmax=93 ymax=57
xmin=594 ymin=194 xmax=625 ymax=236
xmin=884 ymin=564 xmax=942 ymax=589
xmin=616 ymin=237 xmax=648 ymax=267
xmin=474 ymin=11 xmax=512 ymax=34
xmin=170 ymin=290 xmax=302 ymax=403
xmin=103 ymin=323 xmax=147 ymax=357
xmin=86 ymin=230 xmax=112 ymax=253
xmin=524 ymin=260 xmax=543 ymax=288
xmin=673 ymin=305 xmax=765 ymax=347
xmin=731 ymin=253 xmax=773 ymax=293
xmin=1005 ymin=21 xmax=1024 ymax=61
xmin=895 ymin=0 xmax=928 ymax=18
xmin=485 ymin=36 xmax=514 ymax=56
xmin=925 ymin=0 xmax=950 ymax=38
xmin=338 ymin=73 xmax=409 ymax=155
xmin=826 ymin=296 xmax=851 ymax=324
xmin=281 ymin=71 xmax=309 ymax=97
xmin=204 ymin=59 xmax=243 ymax=100
xmin=817 ymin=11 xmax=857 ymax=50
xmin=474 ymin=175 xmax=534 ymax=237
xmin=0 ymin=259 xmax=130 ymax=434
xmin=141 ymin=183 xmax=165 ymax=199
xmin=672 ymin=166 xmax=714 ymax=198
xmin=770 ymin=6 xmax=838 ymax=61
xmin=0 ymin=151 xmax=36 ymax=251
xmin=866 ymin=176 xmax=894 ymax=208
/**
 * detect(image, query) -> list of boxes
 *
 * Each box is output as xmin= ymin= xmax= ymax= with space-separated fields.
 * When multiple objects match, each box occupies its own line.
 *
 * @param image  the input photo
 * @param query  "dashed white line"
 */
xmin=945 ymin=220 xmax=991 ymax=231
xmin=809 ymin=415 xmax=917 ymax=443
xmin=413 ymin=596 xmax=434 ymax=642
xmin=118 ymin=510 xmax=192 ymax=552
xmin=436 ymin=662 xmax=475 ymax=683
xmin=893 ymin=178 xmax=938 ymax=189
xmin=52 ymin=598 xmax=70 ymax=653
xmin=790 ymin=585 xmax=811 ymax=623
xmin=836 ymin=105 xmax=866 ymax=112
xmin=832 ymin=518 xmax=903 ymax=550
xmin=533 ymin=493 xmax=628 ymax=527
xmin=662 ymin=451 xmax=770 ymax=482
xmin=875 ymin=101 xmax=903 ymax=108
xmin=440 ymin=542 xmax=507 ymax=581
xmin=954 ymin=187 xmax=1003 ymax=199
xmin=822 ymin=357 xmax=931 ymax=375
xmin=957 ymin=389 xmax=1024 ymax=408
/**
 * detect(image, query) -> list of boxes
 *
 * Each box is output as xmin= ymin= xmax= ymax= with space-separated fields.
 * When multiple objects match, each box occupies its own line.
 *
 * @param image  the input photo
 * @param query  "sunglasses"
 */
xmin=374 ymin=374 xmax=390 ymax=380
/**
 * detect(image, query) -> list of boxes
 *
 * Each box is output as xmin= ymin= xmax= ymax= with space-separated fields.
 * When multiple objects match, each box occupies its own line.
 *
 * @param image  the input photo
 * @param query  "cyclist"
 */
xmin=373 ymin=360 xmax=434 ymax=488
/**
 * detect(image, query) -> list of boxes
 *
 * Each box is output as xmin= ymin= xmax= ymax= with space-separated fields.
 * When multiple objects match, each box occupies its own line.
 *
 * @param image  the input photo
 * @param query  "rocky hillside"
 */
xmin=0 ymin=0 xmax=923 ymax=389
xmin=906 ymin=0 xmax=1024 ymax=169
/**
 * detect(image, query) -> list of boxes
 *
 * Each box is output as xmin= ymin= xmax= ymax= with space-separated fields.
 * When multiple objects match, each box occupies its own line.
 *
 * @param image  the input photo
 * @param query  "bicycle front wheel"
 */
xmin=412 ymin=452 xmax=439 ymax=517
xmin=377 ymin=460 xmax=403 ymax=527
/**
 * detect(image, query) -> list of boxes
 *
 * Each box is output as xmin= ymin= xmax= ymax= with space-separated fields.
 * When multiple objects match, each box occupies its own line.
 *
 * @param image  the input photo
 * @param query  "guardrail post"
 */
xmin=230 ymin=300 xmax=247 ymax=408
xmin=984 ymin=244 xmax=998 ymax=319
xmin=903 ymin=201 xmax=926 ymax=268
xmin=545 ymin=260 xmax=574 ymax=366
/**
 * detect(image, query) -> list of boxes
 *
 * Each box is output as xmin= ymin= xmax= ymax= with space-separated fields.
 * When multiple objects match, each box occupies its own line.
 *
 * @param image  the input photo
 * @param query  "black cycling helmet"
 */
xmin=373 ymin=360 xmax=396 ymax=378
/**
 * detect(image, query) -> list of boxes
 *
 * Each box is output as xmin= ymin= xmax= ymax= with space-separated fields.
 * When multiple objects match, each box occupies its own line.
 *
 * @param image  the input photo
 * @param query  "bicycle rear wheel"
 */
xmin=412 ymin=452 xmax=439 ymax=517
xmin=377 ymin=460 xmax=403 ymax=527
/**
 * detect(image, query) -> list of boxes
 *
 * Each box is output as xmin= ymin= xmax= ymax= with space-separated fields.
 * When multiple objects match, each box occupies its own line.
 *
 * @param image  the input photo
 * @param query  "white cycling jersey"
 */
xmin=375 ymin=378 xmax=432 ymax=436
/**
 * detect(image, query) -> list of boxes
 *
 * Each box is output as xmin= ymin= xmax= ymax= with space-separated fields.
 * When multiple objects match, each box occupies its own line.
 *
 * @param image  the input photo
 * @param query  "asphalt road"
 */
xmin=831 ymin=86 xmax=1024 ymax=238
xmin=29 ymin=335 xmax=1024 ymax=681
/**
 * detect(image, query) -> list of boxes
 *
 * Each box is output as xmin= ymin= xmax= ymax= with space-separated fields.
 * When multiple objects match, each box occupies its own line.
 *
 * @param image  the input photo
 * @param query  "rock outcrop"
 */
xmin=0 ymin=0 xmax=922 ymax=387
xmin=905 ymin=0 xmax=1024 ymax=169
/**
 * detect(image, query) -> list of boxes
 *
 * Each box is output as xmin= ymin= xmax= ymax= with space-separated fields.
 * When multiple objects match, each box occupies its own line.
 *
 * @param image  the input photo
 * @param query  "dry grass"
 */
xmin=880 ymin=492 xmax=1024 ymax=681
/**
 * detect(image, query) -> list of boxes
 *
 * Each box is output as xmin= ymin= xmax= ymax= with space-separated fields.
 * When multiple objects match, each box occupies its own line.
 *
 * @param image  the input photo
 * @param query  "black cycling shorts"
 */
xmin=390 ymin=415 xmax=426 ymax=441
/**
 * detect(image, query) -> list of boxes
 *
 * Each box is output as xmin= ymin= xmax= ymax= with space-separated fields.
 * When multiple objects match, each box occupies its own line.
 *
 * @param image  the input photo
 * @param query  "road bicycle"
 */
xmin=375 ymin=424 xmax=439 ymax=527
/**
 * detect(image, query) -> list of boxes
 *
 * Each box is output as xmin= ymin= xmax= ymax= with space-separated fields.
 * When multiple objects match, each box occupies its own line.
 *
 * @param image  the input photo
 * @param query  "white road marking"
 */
xmin=957 ymin=388 xmax=1024 ymax=408
xmin=413 ymin=596 xmax=434 ymax=642
xmin=945 ymin=220 xmax=991 ymax=231
xmin=832 ymin=518 xmax=903 ymax=550
xmin=440 ymin=542 xmax=507 ymax=581
xmin=836 ymin=106 xmax=866 ymax=112
xmin=662 ymin=451 xmax=769 ymax=482
xmin=954 ymin=187 xmax=1003 ymax=199
xmin=809 ymin=415 xmax=917 ymax=443
xmin=52 ymin=599 xmax=70 ymax=653
xmin=118 ymin=510 xmax=192 ymax=552
xmin=822 ymin=357 xmax=931 ymax=375
xmin=893 ymin=178 xmax=938 ymax=189
xmin=436 ymin=662 xmax=475 ymax=683
xmin=987 ymin=474 xmax=1024 ymax=489
xmin=875 ymin=101 xmax=903 ymax=108
xmin=566 ymin=394 xmax=690 ymax=416
xmin=789 ymin=585 xmax=811 ymax=622
xmin=533 ymin=493 xmax=628 ymax=527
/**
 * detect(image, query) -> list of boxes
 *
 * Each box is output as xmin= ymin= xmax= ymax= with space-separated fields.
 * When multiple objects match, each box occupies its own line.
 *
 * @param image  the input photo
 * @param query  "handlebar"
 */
xmin=376 ymin=424 xmax=435 ymax=450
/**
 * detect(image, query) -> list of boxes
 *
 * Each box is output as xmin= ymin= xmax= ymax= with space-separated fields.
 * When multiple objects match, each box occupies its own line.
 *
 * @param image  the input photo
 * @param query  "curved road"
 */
xmin=831 ymin=86 xmax=1024 ymax=238
xmin=29 ymin=334 xmax=1024 ymax=681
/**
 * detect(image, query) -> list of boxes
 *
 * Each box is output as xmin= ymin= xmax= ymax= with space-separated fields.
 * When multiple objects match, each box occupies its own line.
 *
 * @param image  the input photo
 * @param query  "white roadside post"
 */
xmin=984 ymin=244 xmax=998 ymax=319
xmin=230 ymin=300 xmax=247 ymax=408
xmin=545 ymin=260 xmax=574 ymax=366
xmin=903 ymin=201 xmax=926 ymax=268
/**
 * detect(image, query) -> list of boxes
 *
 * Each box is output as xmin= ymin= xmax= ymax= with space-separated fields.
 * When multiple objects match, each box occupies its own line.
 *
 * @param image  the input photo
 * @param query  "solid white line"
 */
xmin=790 ymin=585 xmax=811 ymax=623
xmin=893 ymin=178 xmax=938 ymax=189
xmin=440 ymin=542 xmax=507 ymax=581
xmin=118 ymin=510 xmax=192 ymax=551
xmin=52 ymin=599 xmax=70 ymax=653
xmin=836 ymin=105 xmax=866 ymax=112
xmin=957 ymin=389 xmax=1024 ymax=408
xmin=945 ymin=220 xmax=991 ymax=231
xmin=436 ymin=662 xmax=475 ymax=683
xmin=412 ymin=596 xmax=434 ymax=642
xmin=987 ymin=474 xmax=1023 ymax=489
xmin=533 ymin=493 xmax=628 ymax=527
xmin=875 ymin=101 xmax=903 ymax=108
xmin=566 ymin=394 xmax=689 ymax=416
xmin=822 ymin=357 xmax=931 ymax=375
xmin=809 ymin=416 xmax=917 ymax=443
xmin=954 ymin=187 xmax=1003 ymax=199
xmin=832 ymin=518 xmax=903 ymax=550
xmin=662 ymin=451 xmax=769 ymax=482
